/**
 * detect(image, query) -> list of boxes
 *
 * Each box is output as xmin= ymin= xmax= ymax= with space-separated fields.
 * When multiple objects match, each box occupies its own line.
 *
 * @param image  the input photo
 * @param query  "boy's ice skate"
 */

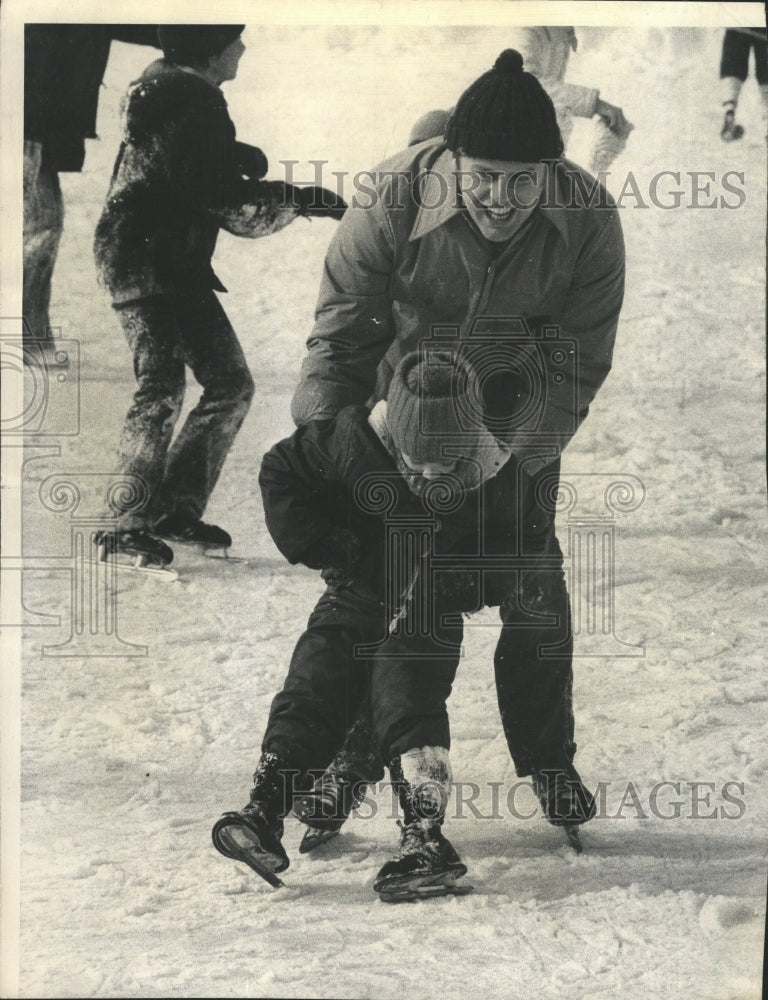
xmin=94 ymin=529 xmax=178 ymax=581
xmin=292 ymin=716 xmax=385 ymax=853
xmin=373 ymin=820 xmax=470 ymax=902
xmin=293 ymin=772 xmax=372 ymax=854
xmin=212 ymin=752 xmax=294 ymax=887
xmin=154 ymin=512 xmax=232 ymax=556
xmin=374 ymin=746 xmax=470 ymax=902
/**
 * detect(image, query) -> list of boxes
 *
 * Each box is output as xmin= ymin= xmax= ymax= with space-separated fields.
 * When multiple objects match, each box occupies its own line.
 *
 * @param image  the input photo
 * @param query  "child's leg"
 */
xmin=113 ymin=296 xmax=186 ymax=530
xmin=261 ymin=587 xmax=385 ymax=776
xmin=212 ymin=586 xmax=386 ymax=878
xmin=369 ymin=609 xmax=464 ymax=762
xmin=157 ymin=290 xmax=254 ymax=522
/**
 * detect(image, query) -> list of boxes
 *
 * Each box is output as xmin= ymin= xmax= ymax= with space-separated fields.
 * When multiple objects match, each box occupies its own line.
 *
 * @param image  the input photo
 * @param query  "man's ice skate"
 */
xmin=154 ymin=512 xmax=233 ymax=557
xmin=531 ymin=765 xmax=596 ymax=853
xmin=374 ymin=820 xmax=470 ymax=902
xmin=720 ymin=109 xmax=744 ymax=142
xmin=211 ymin=802 xmax=289 ymax=887
xmin=94 ymin=530 xmax=178 ymax=581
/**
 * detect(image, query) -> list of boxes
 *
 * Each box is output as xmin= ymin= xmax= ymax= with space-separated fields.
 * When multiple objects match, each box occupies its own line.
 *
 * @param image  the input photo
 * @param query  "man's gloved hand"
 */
xmin=293 ymin=185 xmax=348 ymax=220
xmin=234 ymin=141 xmax=269 ymax=180
xmin=303 ymin=528 xmax=361 ymax=588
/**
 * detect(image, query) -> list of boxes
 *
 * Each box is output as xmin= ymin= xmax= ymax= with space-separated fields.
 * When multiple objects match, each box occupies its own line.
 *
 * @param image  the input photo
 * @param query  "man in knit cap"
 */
xmin=214 ymin=50 xmax=625 ymax=897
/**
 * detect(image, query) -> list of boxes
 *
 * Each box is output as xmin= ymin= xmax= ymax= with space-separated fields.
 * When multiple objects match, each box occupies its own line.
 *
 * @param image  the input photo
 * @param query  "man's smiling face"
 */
xmin=456 ymin=155 xmax=546 ymax=241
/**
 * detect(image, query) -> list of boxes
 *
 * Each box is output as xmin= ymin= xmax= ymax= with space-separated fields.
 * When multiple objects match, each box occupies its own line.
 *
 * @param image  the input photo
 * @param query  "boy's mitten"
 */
xmin=235 ymin=141 xmax=269 ymax=180
xmin=303 ymin=528 xmax=361 ymax=587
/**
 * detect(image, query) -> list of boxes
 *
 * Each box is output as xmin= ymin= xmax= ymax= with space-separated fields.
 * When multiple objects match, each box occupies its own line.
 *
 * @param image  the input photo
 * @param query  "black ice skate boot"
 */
xmin=373 ymin=747 xmax=468 ymax=902
xmin=292 ymin=716 xmax=385 ymax=853
xmin=154 ymin=511 xmax=232 ymax=552
xmin=212 ymin=752 xmax=293 ymax=887
xmin=530 ymin=764 xmax=597 ymax=854
xmin=94 ymin=529 xmax=174 ymax=569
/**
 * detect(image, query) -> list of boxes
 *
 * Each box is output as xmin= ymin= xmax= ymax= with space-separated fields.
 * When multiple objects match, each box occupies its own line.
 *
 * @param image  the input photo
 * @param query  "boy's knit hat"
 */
xmin=157 ymin=25 xmax=245 ymax=67
xmin=386 ymin=350 xmax=510 ymax=489
xmin=445 ymin=49 xmax=564 ymax=162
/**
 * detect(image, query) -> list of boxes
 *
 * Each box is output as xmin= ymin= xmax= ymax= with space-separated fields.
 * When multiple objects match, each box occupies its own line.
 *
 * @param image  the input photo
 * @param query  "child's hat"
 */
xmin=445 ymin=49 xmax=563 ymax=162
xmin=157 ymin=25 xmax=245 ymax=66
xmin=386 ymin=350 xmax=510 ymax=488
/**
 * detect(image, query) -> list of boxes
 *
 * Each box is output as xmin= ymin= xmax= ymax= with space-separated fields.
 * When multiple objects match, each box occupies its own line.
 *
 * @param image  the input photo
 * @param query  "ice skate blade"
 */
xmin=212 ymin=818 xmax=285 ymax=888
xmin=298 ymin=826 xmax=341 ymax=854
xmin=375 ymin=871 xmax=472 ymax=903
xmin=172 ymin=540 xmax=249 ymax=562
xmin=93 ymin=547 xmax=178 ymax=582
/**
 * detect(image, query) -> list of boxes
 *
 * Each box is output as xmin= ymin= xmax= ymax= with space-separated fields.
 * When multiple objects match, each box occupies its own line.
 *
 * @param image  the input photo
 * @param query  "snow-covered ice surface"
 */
xmin=10 ymin=22 xmax=768 ymax=1000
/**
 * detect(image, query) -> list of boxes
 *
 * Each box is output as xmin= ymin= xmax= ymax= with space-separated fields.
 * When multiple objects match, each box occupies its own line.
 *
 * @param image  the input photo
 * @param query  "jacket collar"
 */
xmin=408 ymin=146 xmax=570 ymax=247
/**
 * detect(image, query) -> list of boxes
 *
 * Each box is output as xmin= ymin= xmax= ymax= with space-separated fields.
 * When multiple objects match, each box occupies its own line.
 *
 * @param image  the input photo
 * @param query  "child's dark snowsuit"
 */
xmin=257 ymin=404 xmax=575 ymax=786
xmin=95 ymin=58 xmax=290 ymax=530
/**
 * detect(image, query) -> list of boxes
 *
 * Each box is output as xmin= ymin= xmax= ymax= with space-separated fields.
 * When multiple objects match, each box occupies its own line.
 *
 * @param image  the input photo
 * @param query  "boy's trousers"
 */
xmin=263 ymin=480 xmax=575 ymax=778
xmin=112 ymin=290 xmax=254 ymax=529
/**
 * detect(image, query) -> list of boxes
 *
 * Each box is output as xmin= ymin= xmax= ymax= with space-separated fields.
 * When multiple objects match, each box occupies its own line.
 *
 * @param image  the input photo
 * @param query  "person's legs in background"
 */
xmin=22 ymin=140 xmax=64 ymax=361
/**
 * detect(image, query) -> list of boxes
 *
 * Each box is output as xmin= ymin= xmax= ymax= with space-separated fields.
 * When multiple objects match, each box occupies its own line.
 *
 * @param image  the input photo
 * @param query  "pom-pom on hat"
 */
xmin=386 ymin=350 xmax=510 ymax=490
xmin=445 ymin=48 xmax=564 ymax=162
xmin=158 ymin=25 xmax=245 ymax=67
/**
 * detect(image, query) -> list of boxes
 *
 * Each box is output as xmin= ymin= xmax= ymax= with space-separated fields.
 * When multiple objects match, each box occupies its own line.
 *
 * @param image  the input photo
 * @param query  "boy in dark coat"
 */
xmin=94 ymin=25 xmax=345 ymax=565
xmin=213 ymin=348 xmax=593 ymax=897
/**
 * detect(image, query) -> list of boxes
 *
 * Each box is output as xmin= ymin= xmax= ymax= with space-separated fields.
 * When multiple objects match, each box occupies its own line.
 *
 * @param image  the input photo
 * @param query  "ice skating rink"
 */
xmin=6 ymin=14 xmax=768 ymax=1000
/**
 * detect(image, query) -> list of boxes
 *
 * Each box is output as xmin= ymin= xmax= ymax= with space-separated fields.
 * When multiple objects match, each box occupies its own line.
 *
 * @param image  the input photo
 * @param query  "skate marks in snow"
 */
xmin=463 ymin=820 xmax=767 ymax=903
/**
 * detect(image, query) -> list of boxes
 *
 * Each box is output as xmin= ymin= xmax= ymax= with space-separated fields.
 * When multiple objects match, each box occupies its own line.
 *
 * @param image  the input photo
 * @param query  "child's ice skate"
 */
xmin=94 ymin=529 xmax=178 ymax=581
xmin=154 ymin=512 xmax=232 ymax=557
xmin=374 ymin=819 xmax=470 ymax=901
xmin=211 ymin=752 xmax=293 ymax=888
xmin=373 ymin=747 xmax=471 ymax=902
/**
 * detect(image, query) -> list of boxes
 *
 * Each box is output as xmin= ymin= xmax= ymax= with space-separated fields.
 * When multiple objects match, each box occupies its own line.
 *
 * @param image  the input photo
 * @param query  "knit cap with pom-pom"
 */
xmin=386 ymin=350 xmax=510 ymax=489
xmin=445 ymin=48 xmax=563 ymax=161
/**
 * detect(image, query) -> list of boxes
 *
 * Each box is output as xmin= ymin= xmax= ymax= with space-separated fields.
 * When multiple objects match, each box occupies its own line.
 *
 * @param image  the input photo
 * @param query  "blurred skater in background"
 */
xmin=23 ymin=24 xmax=160 ymax=363
xmin=93 ymin=25 xmax=346 ymax=568
xmin=719 ymin=27 xmax=768 ymax=142
xmin=409 ymin=26 xmax=632 ymax=173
